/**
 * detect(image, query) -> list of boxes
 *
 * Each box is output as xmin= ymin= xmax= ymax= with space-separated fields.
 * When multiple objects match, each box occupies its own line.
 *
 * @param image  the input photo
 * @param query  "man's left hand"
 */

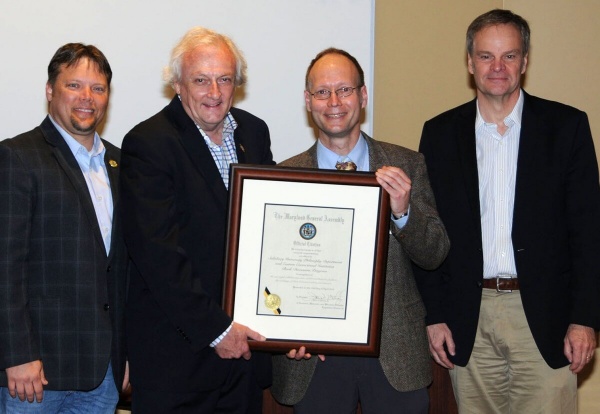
xmin=375 ymin=166 xmax=411 ymax=217
xmin=564 ymin=323 xmax=596 ymax=373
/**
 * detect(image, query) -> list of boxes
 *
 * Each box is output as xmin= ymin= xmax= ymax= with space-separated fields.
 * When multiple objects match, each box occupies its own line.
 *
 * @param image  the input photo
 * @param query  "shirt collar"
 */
xmin=48 ymin=115 xmax=104 ymax=158
xmin=197 ymin=112 xmax=238 ymax=145
xmin=222 ymin=112 xmax=238 ymax=136
xmin=317 ymin=133 xmax=368 ymax=170
xmin=476 ymin=89 xmax=524 ymax=132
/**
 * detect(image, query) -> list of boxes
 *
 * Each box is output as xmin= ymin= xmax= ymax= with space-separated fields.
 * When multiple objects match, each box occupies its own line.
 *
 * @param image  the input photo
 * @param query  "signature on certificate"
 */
xmin=296 ymin=290 xmax=345 ymax=306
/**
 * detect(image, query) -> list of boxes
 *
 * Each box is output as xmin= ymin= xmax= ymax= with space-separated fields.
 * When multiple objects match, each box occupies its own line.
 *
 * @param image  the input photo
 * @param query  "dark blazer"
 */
xmin=416 ymin=91 xmax=600 ymax=368
xmin=120 ymin=97 xmax=275 ymax=393
xmin=270 ymin=134 xmax=450 ymax=405
xmin=0 ymin=116 xmax=128 ymax=390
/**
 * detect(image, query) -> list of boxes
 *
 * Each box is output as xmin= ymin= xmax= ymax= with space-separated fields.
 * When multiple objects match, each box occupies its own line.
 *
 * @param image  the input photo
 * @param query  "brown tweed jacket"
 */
xmin=271 ymin=133 xmax=450 ymax=405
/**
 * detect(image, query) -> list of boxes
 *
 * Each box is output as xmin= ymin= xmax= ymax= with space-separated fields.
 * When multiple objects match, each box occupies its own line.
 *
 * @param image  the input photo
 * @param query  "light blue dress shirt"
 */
xmin=49 ymin=116 xmax=113 ymax=254
xmin=316 ymin=134 xmax=408 ymax=228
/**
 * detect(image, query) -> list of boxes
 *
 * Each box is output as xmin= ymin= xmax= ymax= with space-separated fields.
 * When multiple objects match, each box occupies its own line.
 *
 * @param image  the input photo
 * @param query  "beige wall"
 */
xmin=373 ymin=0 xmax=500 ymax=148
xmin=373 ymin=1 xmax=600 ymax=412
xmin=373 ymin=0 xmax=600 ymax=162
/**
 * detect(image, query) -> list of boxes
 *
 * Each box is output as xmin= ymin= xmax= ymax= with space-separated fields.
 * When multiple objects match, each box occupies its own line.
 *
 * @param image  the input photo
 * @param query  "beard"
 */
xmin=70 ymin=115 xmax=97 ymax=135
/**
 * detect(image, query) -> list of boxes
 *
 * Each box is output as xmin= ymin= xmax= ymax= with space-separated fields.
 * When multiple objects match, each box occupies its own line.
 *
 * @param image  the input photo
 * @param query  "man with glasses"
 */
xmin=270 ymin=48 xmax=449 ymax=414
xmin=120 ymin=27 xmax=274 ymax=412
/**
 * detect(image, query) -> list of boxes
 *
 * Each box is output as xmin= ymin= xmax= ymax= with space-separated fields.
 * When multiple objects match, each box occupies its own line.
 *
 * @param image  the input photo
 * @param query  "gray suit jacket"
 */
xmin=270 ymin=134 xmax=449 ymax=405
xmin=0 ymin=116 xmax=129 ymax=390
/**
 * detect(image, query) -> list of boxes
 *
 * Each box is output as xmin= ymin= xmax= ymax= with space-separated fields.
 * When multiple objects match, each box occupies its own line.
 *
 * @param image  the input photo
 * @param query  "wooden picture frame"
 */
xmin=223 ymin=164 xmax=390 ymax=356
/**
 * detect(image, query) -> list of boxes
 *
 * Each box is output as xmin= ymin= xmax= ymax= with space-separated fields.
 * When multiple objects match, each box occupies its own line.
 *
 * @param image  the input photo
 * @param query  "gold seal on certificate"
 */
xmin=265 ymin=293 xmax=281 ymax=310
xmin=264 ymin=287 xmax=282 ymax=315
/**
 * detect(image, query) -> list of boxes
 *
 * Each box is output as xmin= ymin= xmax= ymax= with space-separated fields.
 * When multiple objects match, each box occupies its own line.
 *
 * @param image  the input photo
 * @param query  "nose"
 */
xmin=207 ymin=81 xmax=222 ymax=99
xmin=491 ymin=58 xmax=505 ymax=72
xmin=327 ymin=91 xmax=342 ymax=107
xmin=80 ymin=86 xmax=92 ymax=101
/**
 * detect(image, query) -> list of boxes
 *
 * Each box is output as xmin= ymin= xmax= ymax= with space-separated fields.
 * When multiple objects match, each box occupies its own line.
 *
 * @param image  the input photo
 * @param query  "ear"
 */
xmin=359 ymin=85 xmax=368 ymax=109
xmin=173 ymin=81 xmax=181 ymax=95
xmin=467 ymin=54 xmax=475 ymax=75
xmin=45 ymin=82 xmax=53 ymax=103
xmin=304 ymin=90 xmax=312 ymax=112
xmin=521 ymin=54 xmax=528 ymax=74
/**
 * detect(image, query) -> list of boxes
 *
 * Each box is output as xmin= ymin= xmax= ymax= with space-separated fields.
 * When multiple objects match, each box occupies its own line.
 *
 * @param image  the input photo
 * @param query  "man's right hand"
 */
xmin=427 ymin=323 xmax=456 ymax=369
xmin=5 ymin=360 xmax=48 ymax=403
xmin=214 ymin=322 xmax=266 ymax=360
xmin=286 ymin=346 xmax=326 ymax=362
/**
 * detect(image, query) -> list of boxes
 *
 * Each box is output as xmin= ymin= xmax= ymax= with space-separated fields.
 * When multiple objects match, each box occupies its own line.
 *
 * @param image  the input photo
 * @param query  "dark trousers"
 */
xmin=131 ymin=359 xmax=264 ymax=414
xmin=295 ymin=356 xmax=428 ymax=414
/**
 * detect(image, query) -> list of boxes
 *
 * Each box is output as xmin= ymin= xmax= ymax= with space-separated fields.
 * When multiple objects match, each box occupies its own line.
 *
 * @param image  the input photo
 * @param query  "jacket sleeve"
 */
xmin=412 ymin=122 xmax=452 ymax=326
xmin=391 ymin=151 xmax=449 ymax=271
xmin=119 ymin=129 xmax=231 ymax=352
xmin=0 ymin=143 xmax=40 ymax=369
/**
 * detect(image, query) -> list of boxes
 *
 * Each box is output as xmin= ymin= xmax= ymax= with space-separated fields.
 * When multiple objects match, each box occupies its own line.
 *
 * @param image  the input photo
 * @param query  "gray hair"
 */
xmin=163 ymin=27 xmax=247 ymax=87
xmin=466 ymin=9 xmax=530 ymax=56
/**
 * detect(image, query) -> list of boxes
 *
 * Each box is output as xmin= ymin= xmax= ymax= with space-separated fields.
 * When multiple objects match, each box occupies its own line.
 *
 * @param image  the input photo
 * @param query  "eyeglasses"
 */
xmin=307 ymin=86 xmax=358 ymax=100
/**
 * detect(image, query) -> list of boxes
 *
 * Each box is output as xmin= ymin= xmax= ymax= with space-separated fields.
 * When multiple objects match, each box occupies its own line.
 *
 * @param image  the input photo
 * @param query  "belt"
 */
xmin=481 ymin=276 xmax=520 ymax=292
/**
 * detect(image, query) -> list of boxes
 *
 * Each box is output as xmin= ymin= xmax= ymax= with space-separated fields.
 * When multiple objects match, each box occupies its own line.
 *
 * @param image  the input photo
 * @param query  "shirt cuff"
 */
xmin=210 ymin=323 xmax=233 ymax=348
xmin=391 ymin=205 xmax=410 ymax=229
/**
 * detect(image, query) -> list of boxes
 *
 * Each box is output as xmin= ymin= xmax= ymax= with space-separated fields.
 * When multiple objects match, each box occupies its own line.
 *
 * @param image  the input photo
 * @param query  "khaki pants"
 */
xmin=449 ymin=289 xmax=577 ymax=414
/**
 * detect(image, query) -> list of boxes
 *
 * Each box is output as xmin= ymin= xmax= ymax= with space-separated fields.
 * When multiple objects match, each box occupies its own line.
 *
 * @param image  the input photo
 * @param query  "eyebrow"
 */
xmin=476 ymin=49 xmax=521 ymax=55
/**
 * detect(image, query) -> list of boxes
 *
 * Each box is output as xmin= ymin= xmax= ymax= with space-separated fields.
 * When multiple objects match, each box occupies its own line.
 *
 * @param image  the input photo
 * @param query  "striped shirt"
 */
xmin=197 ymin=113 xmax=239 ymax=189
xmin=476 ymin=90 xmax=524 ymax=278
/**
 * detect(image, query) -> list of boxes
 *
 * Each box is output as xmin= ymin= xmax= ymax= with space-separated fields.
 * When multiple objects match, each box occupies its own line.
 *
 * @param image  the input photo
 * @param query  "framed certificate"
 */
xmin=223 ymin=164 xmax=390 ymax=356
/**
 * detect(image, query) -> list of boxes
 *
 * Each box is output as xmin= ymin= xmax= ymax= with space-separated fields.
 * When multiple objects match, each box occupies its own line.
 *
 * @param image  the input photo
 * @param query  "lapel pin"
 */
xmin=109 ymin=160 xmax=118 ymax=168
xmin=240 ymin=144 xmax=246 ymax=153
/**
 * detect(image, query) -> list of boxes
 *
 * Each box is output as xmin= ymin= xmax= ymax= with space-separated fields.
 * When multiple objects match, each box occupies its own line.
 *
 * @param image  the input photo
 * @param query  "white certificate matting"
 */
xmin=233 ymin=179 xmax=380 ymax=344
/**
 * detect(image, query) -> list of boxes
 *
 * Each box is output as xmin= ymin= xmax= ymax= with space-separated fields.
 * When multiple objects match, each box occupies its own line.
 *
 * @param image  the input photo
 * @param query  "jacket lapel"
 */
xmin=167 ymin=98 xmax=228 ymax=209
xmin=104 ymin=144 xmax=120 ymax=205
xmin=456 ymin=101 xmax=482 ymax=234
xmin=40 ymin=116 xmax=107 ymax=255
xmin=104 ymin=143 xmax=121 ymax=258
xmin=364 ymin=132 xmax=389 ymax=172
xmin=304 ymin=142 xmax=320 ymax=168
xmin=234 ymin=125 xmax=247 ymax=164
xmin=512 ymin=92 xmax=541 ymax=237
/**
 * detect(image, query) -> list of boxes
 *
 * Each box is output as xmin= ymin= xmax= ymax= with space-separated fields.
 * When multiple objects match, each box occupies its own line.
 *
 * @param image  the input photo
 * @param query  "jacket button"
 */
xmin=104 ymin=304 xmax=110 ymax=311
xmin=476 ymin=281 xmax=482 ymax=288
xmin=106 ymin=266 xmax=112 ymax=272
